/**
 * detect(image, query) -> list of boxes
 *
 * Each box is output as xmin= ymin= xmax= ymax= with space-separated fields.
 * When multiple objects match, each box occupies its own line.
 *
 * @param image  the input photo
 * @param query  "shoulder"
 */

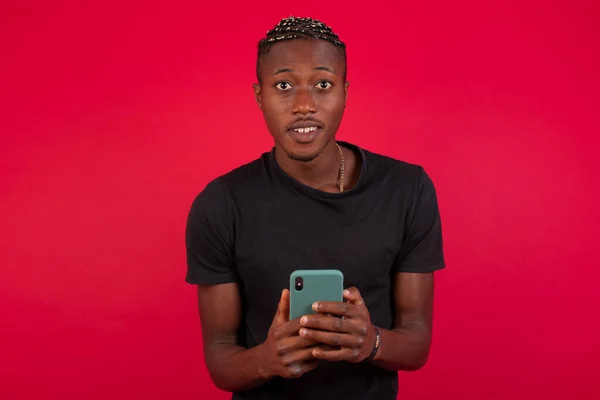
xmin=364 ymin=148 xmax=422 ymax=174
xmin=188 ymin=152 xmax=270 ymax=215
xmin=217 ymin=152 xmax=272 ymax=193
xmin=358 ymin=145 xmax=433 ymax=195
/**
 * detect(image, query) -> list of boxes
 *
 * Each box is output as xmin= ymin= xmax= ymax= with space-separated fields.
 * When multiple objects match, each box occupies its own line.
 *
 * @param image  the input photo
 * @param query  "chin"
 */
xmin=282 ymin=140 xmax=328 ymax=163
xmin=287 ymin=151 xmax=320 ymax=162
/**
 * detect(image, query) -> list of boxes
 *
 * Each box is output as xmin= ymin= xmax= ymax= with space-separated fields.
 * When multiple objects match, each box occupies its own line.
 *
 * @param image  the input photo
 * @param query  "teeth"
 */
xmin=293 ymin=126 xmax=318 ymax=133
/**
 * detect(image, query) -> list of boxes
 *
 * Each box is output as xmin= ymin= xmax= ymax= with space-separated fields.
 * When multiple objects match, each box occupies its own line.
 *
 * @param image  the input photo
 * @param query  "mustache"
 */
xmin=290 ymin=117 xmax=324 ymax=124
xmin=287 ymin=117 xmax=325 ymax=129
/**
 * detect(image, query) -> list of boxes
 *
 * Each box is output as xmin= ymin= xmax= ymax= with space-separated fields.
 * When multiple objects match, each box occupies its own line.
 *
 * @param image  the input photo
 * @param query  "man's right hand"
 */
xmin=258 ymin=289 xmax=320 ymax=379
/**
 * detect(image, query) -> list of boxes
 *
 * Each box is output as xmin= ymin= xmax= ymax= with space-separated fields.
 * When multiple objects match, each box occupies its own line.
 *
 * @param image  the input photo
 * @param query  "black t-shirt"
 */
xmin=185 ymin=141 xmax=445 ymax=400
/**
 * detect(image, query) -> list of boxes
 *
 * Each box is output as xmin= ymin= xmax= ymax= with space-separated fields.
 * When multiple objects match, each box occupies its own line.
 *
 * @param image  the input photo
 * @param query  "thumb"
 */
xmin=343 ymin=287 xmax=364 ymax=306
xmin=273 ymin=289 xmax=290 ymax=325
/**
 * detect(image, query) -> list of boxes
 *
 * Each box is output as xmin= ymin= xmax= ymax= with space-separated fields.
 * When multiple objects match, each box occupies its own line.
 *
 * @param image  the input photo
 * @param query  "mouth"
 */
xmin=287 ymin=125 xmax=323 ymax=144
xmin=291 ymin=126 xmax=319 ymax=134
xmin=286 ymin=118 xmax=325 ymax=144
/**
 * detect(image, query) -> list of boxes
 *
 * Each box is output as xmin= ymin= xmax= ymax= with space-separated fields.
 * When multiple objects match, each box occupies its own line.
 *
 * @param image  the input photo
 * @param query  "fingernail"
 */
xmin=299 ymin=328 xmax=307 ymax=336
xmin=312 ymin=302 xmax=319 ymax=311
xmin=290 ymin=363 xmax=301 ymax=375
xmin=343 ymin=290 xmax=350 ymax=296
xmin=300 ymin=316 xmax=308 ymax=325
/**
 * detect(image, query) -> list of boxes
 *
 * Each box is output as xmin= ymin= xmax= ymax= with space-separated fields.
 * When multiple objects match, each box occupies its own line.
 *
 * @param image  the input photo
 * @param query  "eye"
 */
xmin=275 ymin=82 xmax=292 ymax=91
xmin=316 ymin=81 xmax=332 ymax=89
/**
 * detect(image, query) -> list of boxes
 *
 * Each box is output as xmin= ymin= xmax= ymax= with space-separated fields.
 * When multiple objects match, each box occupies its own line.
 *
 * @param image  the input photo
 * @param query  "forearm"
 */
xmin=204 ymin=342 xmax=272 ymax=392
xmin=370 ymin=324 xmax=432 ymax=371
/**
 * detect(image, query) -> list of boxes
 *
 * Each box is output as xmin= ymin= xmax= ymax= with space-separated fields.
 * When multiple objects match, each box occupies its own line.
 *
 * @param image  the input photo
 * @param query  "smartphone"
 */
xmin=289 ymin=269 xmax=344 ymax=320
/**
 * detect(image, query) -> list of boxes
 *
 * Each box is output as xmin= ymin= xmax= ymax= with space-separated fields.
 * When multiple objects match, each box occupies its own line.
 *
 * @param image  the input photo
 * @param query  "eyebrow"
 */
xmin=273 ymin=68 xmax=292 ymax=75
xmin=273 ymin=66 xmax=334 ymax=75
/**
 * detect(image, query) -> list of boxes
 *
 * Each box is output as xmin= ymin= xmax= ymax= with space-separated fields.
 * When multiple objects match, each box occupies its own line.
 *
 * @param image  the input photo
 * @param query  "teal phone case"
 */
xmin=289 ymin=269 xmax=344 ymax=320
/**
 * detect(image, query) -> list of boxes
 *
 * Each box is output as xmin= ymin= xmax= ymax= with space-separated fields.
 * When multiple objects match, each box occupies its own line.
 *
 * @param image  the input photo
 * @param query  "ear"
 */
xmin=344 ymin=81 xmax=350 ymax=105
xmin=253 ymin=83 xmax=263 ymax=109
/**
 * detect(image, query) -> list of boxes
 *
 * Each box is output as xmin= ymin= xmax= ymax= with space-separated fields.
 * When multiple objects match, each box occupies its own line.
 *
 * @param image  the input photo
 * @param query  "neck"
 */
xmin=274 ymin=140 xmax=342 ymax=192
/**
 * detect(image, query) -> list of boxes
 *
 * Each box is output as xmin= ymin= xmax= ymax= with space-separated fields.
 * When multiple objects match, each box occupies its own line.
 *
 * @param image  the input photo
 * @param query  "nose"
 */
xmin=292 ymin=87 xmax=317 ymax=115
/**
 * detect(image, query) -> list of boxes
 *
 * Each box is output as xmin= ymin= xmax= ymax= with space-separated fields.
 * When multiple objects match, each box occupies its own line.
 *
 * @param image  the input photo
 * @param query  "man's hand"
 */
xmin=258 ymin=289 xmax=320 ymax=379
xmin=298 ymin=287 xmax=376 ymax=363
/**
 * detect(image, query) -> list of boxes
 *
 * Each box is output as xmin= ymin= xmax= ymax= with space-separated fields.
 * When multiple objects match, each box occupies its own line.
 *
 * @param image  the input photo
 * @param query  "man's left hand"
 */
xmin=298 ymin=287 xmax=376 ymax=363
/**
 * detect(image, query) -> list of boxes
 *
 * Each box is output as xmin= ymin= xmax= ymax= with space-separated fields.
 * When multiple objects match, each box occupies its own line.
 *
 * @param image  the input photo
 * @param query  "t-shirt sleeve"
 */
xmin=185 ymin=179 xmax=237 ymax=285
xmin=393 ymin=167 xmax=446 ymax=273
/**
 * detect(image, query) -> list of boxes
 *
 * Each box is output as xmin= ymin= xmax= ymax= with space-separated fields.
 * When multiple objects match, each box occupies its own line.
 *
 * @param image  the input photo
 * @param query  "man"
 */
xmin=185 ymin=16 xmax=445 ymax=400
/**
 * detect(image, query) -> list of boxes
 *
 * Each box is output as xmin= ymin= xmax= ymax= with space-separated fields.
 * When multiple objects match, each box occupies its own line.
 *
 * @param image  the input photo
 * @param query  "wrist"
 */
xmin=255 ymin=342 xmax=275 ymax=380
xmin=362 ymin=324 xmax=381 ymax=363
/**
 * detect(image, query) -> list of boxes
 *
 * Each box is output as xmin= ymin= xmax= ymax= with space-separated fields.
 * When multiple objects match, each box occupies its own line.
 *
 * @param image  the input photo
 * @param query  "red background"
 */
xmin=1 ymin=1 xmax=599 ymax=399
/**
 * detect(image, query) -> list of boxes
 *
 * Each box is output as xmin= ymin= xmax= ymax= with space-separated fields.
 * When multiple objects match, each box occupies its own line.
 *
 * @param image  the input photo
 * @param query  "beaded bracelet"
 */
xmin=363 ymin=326 xmax=380 ymax=363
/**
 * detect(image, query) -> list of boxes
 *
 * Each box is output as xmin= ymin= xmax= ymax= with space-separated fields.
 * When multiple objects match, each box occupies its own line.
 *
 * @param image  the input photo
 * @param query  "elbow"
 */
xmin=213 ymin=381 xmax=234 ymax=393
xmin=399 ymin=343 xmax=431 ymax=371
xmin=208 ymin=372 xmax=235 ymax=393
xmin=206 ymin=363 xmax=239 ymax=393
xmin=392 ymin=329 xmax=432 ymax=372
xmin=208 ymin=374 xmax=226 ymax=392
xmin=403 ymin=354 xmax=429 ymax=371
xmin=204 ymin=361 xmax=235 ymax=392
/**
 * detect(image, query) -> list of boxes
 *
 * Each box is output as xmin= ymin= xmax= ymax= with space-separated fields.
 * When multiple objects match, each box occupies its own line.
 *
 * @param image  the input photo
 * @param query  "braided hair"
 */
xmin=256 ymin=16 xmax=347 ymax=83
